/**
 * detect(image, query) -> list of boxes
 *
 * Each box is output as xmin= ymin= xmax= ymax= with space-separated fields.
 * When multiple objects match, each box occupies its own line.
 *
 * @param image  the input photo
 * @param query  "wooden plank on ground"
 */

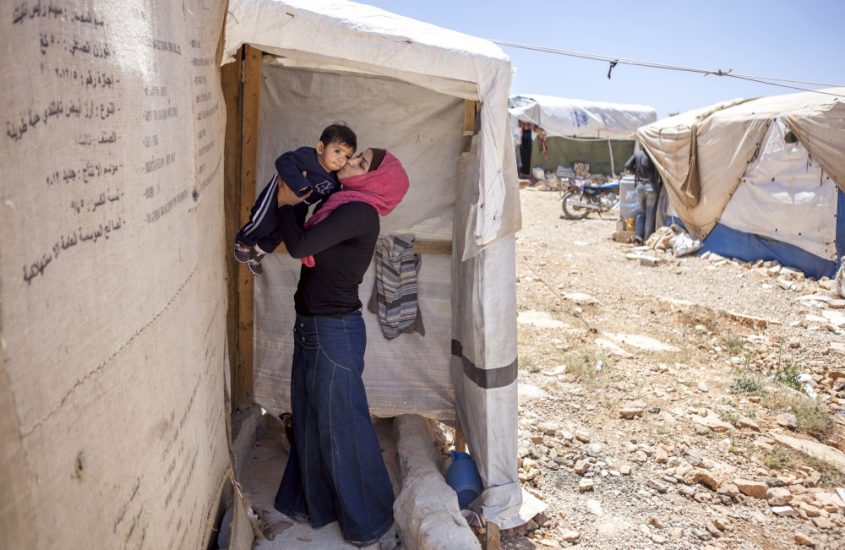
xmin=236 ymin=45 xmax=262 ymax=410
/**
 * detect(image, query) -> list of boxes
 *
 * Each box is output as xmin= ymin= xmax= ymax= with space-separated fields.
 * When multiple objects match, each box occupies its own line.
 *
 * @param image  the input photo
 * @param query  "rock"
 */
xmin=770 ymin=433 xmax=845 ymax=474
xmin=648 ymin=516 xmax=665 ymax=529
xmin=575 ymin=430 xmax=590 ymax=443
xmin=694 ymin=424 xmax=712 ymax=435
xmin=713 ymin=518 xmax=729 ymax=531
xmin=771 ymin=505 xmax=795 ymax=517
xmin=767 ymin=487 xmax=793 ymax=506
xmin=620 ymin=464 xmax=632 ymax=475
xmin=717 ymin=483 xmax=740 ymax=498
xmin=692 ymin=411 xmax=734 ymax=432
xmin=794 ymin=532 xmax=817 ymax=546
xmin=811 ymin=516 xmax=834 ymax=530
xmin=538 ymin=422 xmax=558 ymax=435
xmin=694 ymin=492 xmax=712 ymax=503
xmin=650 ymin=533 xmax=666 ymax=544
xmin=560 ymin=530 xmax=580 ymax=543
xmin=705 ymin=523 xmax=721 ymax=537
xmin=647 ymin=479 xmax=669 ymax=494
xmin=692 ymin=528 xmax=711 ymax=541
xmin=776 ymin=413 xmax=799 ymax=430
xmin=655 ymin=445 xmax=669 ymax=464
xmin=586 ymin=499 xmax=602 ymax=515
xmin=619 ymin=406 xmax=644 ymax=419
xmin=678 ymin=485 xmax=696 ymax=498
xmin=799 ymin=503 xmax=821 ymax=517
xmin=697 ymin=382 xmax=709 ymax=393
xmin=737 ymin=417 xmax=761 ymax=431
xmin=574 ymin=460 xmax=589 ymax=475
xmin=788 ymin=338 xmax=801 ymax=348
xmin=735 ymin=479 xmax=769 ymax=499
xmin=578 ymin=479 xmax=594 ymax=492
xmin=684 ymin=469 xmax=720 ymax=491
xmin=632 ymin=451 xmax=648 ymax=463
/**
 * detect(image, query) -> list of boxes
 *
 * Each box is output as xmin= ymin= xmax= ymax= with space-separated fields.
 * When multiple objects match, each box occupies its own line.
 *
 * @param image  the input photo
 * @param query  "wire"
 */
xmin=491 ymin=39 xmax=845 ymax=98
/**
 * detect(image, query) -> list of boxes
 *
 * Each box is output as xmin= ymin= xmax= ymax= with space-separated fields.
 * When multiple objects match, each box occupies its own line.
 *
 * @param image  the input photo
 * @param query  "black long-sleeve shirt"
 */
xmin=279 ymin=201 xmax=380 ymax=316
xmin=275 ymin=146 xmax=340 ymax=205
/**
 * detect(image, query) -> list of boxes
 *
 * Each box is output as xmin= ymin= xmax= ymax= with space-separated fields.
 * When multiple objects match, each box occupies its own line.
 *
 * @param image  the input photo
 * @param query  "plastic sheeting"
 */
xmin=1 ymin=1 xmax=231 ymax=548
xmin=223 ymin=0 xmax=518 ymax=254
xmin=639 ymin=88 xmax=845 ymax=240
xmin=509 ymin=94 xmax=657 ymax=138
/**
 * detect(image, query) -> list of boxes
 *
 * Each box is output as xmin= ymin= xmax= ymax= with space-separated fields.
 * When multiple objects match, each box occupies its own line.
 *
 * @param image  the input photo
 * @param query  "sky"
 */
xmin=362 ymin=0 xmax=844 ymax=117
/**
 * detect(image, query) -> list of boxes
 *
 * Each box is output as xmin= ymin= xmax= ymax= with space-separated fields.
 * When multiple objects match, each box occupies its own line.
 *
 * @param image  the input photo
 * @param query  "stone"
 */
xmin=632 ymin=451 xmax=648 ymax=463
xmin=776 ymin=413 xmax=799 ymax=430
xmin=619 ymin=406 xmax=644 ymax=419
xmin=539 ymin=422 xmax=558 ymax=435
xmin=713 ymin=518 xmax=729 ymax=531
xmin=737 ymin=417 xmax=761 ymax=431
xmin=811 ymin=516 xmax=834 ymax=530
xmin=694 ymin=492 xmax=712 ymax=503
xmin=574 ymin=460 xmax=589 ymax=475
xmin=648 ymin=516 xmax=665 ymax=529
xmin=678 ymin=485 xmax=696 ymax=498
xmin=578 ymin=479 xmax=594 ymax=492
xmin=647 ymin=479 xmax=669 ymax=494
xmin=575 ymin=430 xmax=590 ymax=443
xmin=655 ymin=445 xmax=669 ymax=464
xmin=771 ymin=505 xmax=795 ymax=517
xmin=620 ymin=464 xmax=632 ymax=475
xmin=560 ymin=530 xmax=580 ymax=543
xmin=586 ymin=499 xmax=602 ymax=515
xmin=697 ymin=382 xmax=709 ymax=393
xmin=651 ymin=534 xmax=666 ymax=544
xmin=794 ymin=532 xmax=816 ymax=546
xmin=684 ymin=469 xmax=720 ymax=491
xmin=705 ymin=523 xmax=721 ymax=537
xmin=717 ymin=483 xmax=739 ymax=498
xmin=767 ymin=487 xmax=793 ymax=506
xmin=734 ymin=479 xmax=768 ymax=499
xmin=799 ymin=503 xmax=821 ymax=517
xmin=692 ymin=411 xmax=733 ymax=432
xmin=770 ymin=433 xmax=845 ymax=474
xmin=692 ymin=528 xmax=711 ymax=541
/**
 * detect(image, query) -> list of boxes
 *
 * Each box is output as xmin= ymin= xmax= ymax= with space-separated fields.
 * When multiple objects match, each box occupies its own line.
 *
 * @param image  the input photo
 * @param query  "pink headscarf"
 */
xmin=301 ymin=150 xmax=409 ymax=267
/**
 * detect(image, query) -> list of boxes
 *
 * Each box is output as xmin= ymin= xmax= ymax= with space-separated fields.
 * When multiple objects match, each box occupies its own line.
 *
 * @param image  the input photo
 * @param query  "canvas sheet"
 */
xmin=252 ymin=64 xmax=461 ymax=419
xmin=639 ymin=89 xmax=845 ymax=239
xmin=509 ymin=94 xmax=657 ymax=139
xmin=223 ymin=0 xmax=518 ymax=253
xmin=0 ymin=2 xmax=230 ymax=548
xmin=720 ymin=119 xmax=838 ymax=260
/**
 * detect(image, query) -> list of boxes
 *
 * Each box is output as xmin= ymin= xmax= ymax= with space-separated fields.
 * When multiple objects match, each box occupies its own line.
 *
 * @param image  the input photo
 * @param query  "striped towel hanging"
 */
xmin=368 ymin=234 xmax=425 ymax=340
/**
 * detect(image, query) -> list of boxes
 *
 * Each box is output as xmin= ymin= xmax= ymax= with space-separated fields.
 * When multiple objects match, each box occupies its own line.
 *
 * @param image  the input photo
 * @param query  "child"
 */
xmin=234 ymin=124 xmax=357 ymax=275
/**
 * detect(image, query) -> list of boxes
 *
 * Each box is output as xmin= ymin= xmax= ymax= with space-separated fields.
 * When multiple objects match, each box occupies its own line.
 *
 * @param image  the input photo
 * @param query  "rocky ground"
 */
xmin=494 ymin=187 xmax=845 ymax=549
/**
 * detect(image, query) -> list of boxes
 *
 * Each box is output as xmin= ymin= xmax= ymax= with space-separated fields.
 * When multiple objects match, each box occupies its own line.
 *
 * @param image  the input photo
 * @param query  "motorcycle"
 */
xmin=561 ymin=178 xmax=620 ymax=220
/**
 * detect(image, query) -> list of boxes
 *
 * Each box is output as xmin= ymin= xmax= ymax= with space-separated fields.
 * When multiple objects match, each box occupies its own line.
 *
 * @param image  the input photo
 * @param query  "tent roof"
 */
xmin=509 ymin=94 xmax=657 ymax=139
xmin=223 ymin=0 xmax=517 ymax=249
xmin=638 ymin=88 xmax=845 ymax=239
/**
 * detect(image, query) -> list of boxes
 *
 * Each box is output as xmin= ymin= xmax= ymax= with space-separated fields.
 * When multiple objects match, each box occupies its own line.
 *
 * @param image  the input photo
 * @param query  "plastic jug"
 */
xmin=619 ymin=175 xmax=638 ymax=223
xmin=445 ymin=450 xmax=483 ymax=509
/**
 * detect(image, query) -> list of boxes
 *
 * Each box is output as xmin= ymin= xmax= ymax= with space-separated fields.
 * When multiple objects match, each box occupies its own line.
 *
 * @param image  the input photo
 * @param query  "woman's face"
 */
xmin=338 ymin=149 xmax=373 ymax=180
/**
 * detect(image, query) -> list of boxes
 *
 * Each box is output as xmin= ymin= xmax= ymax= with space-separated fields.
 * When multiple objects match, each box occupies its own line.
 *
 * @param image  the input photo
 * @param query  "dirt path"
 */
xmin=499 ymin=188 xmax=845 ymax=549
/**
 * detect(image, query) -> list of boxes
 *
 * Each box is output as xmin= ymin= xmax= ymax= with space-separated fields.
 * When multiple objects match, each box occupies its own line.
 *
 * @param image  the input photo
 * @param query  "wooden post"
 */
xmin=236 ymin=45 xmax=262 ymax=410
xmin=454 ymin=415 xmax=466 ymax=453
xmin=222 ymin=48 xmax=243 ymax=411
xmin=462 ymin=100 xmax=478 ymax=153
xmin=485 ymin=522 xmax=500 ymax=550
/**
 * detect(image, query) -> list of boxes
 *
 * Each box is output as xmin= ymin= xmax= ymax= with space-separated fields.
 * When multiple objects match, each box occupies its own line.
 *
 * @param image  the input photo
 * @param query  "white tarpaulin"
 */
xmin=223 ymin=0 xmax=518 ymax=253
xmin=509 ymin=94 xmax=657 ymax=138
xmin=1 ymin=1 xmax=231 ymax=548
xmin=639 ymin=88 xmax=845 ymax=239
xmin=223 ymin=0 xmax=531 ymax=529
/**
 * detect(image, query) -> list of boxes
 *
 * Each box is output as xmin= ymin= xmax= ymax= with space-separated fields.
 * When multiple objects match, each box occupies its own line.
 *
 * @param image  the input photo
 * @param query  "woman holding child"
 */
xmin=272 ymin=146 xmax=410 ymax=548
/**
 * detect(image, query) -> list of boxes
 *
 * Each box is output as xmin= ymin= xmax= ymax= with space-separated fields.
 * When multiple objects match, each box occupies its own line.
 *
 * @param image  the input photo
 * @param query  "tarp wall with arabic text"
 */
xmin=0 ymin=2 xmax=229 ymax=548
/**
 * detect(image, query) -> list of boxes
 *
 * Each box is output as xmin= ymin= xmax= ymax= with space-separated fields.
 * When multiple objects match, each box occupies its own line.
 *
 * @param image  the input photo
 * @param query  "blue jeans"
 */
xmin=636 ymin=183 xmax=657 ymax=241
xmin=274 ymin=311 xmax=394 ymax=545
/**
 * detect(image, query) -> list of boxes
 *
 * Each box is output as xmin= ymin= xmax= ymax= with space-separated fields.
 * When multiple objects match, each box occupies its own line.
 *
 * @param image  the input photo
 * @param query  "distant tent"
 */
xmin=508 ymin=94 xmax=657 ymax=175
xmin=638 ymin=88 xmax=845 ymax=279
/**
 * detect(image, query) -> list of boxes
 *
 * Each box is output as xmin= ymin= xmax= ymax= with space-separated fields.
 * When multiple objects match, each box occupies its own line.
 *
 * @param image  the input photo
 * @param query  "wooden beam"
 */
xmin=413 ymin=240 xmax=452 ymax=256
xmin=485 ymin=522 xmax=500 ymax=550
xmin=236 ymin=45 xmax=262 ymax=410
xmin=462 ymin=100 xmax=478 ymax=153
xmin=454 ymin=416 xmax=466 ymax=453
xmin=222 ymin=47 xmax=243 ymax=412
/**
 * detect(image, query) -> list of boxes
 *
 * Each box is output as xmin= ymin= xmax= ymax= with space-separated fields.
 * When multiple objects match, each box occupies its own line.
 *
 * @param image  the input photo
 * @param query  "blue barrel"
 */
xmin=445 ymin=450 xmax=483 ymax=509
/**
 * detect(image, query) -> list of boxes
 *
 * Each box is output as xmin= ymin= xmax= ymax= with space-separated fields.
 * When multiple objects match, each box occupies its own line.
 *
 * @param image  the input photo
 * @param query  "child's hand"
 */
xmin=277 ymin=177 xmax=311 ymax=206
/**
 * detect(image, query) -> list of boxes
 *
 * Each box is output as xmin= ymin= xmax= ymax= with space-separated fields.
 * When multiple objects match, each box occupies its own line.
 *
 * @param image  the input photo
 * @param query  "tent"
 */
xmin=1 ymin=0 xmax=532 ymax=548
xmin=223 ymin=0 xmax=534 ymax=530
xmin=638 ymin=89 xmax=845 ymax=279
xmin=509 ymin=94 xmax=657 ymax=175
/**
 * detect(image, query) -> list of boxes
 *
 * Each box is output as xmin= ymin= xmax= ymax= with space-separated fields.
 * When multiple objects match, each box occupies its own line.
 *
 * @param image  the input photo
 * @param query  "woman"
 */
xmin=273 ymin=148 xmax=410 ymax=547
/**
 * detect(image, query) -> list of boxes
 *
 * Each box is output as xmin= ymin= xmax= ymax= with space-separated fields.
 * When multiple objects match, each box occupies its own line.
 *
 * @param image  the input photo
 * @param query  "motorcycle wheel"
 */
xmin=562 ymin=191 xmax=590 ymax=220
xmin=597 ymin=192 xmax=620 ymax=218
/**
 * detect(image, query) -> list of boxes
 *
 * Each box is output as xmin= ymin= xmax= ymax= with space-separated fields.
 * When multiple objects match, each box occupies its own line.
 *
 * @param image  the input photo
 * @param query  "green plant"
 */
xmin=759 ymin=446 xmax=793 ymax=471
xmin=804 ymin=455 xmax=845 ymax=488
xmin=718 ymin=409 xmax=740 ymax=427
xmin=762 ymin=389 xmax=835 ymax=441
xmin=719 ymin=334 xmax=746 ymax=355
xmin=774 ymin=362 xmax=802 ymax=392
xmin=730 ymin=371 xmax=765 ymax=395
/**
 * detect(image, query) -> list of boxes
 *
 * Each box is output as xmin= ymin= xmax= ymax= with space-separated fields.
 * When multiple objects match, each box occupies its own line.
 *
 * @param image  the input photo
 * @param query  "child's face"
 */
xmin=316 ymin=140 xmax=355 ymax=172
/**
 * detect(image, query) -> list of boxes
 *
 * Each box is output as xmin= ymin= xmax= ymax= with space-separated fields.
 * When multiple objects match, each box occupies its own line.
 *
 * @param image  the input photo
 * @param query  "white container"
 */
xmin=619 ymin=175 xmax=638 ymax=221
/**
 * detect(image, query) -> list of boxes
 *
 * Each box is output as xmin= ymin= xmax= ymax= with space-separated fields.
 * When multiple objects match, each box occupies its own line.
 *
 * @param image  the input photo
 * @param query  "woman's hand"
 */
xmin=277 ymin=175 xmax=312 ymax=206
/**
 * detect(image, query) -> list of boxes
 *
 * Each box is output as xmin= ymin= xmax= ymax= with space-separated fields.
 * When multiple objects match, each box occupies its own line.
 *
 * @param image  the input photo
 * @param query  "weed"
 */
xmin=718 ymin=409 xmax=740 ymax=426
xmin=773 ymin=362 xmax=802 ymax=392
xmin=762 ymin=389 xmax=835 ymax=441
xmin=719 ymin=334 xmax=746 ymax=356
xmin=803 ymin=455 xmax=845 ymax=488
xmin=564 ymin=352 xmax=610 ymax=385
xmin=759 ymin=446 xmax=793 ymax=471
xmin=730 ymin=371 xmax=765 ymax=395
